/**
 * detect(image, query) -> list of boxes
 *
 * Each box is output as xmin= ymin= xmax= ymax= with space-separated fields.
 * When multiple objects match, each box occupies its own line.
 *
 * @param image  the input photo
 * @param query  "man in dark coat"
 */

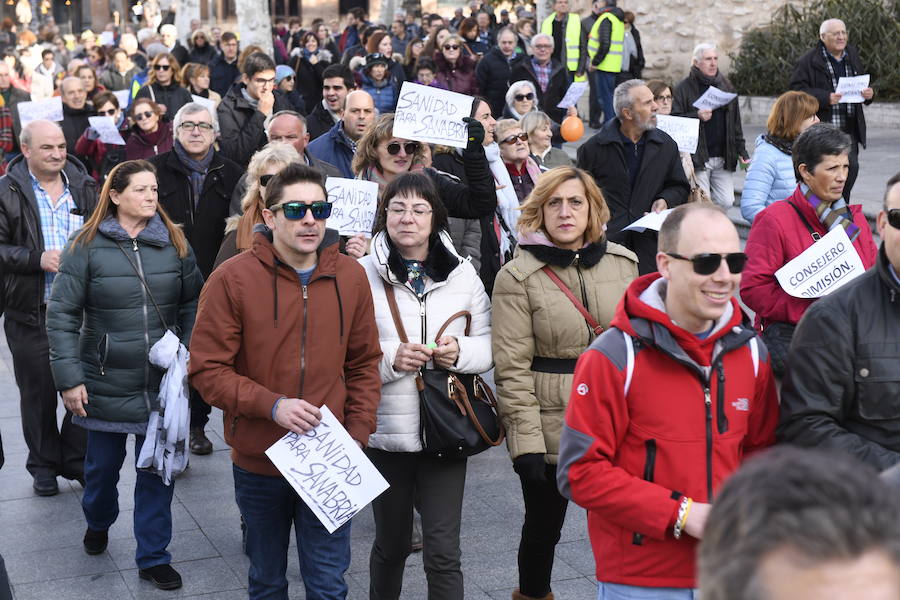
xmin=475 ymin=27 xmax=524 ymax=118
xmin=149 ymin=102 xmax=241 ymax=455
xmin=577 ymin=80 xmax=689 ymax=274
xmin=217 ymin=52 xmax=292 ymax=169
xmin=0 ymin=120 xmax=96 ymax=496
xmin=209 ymin=32 xmax=240 ymax=97
xmin=306 ymin=64 xmax=355 ymax=142
xmin=59 ymin=77 xmax=93 ymax=173
xmin=510 ymin=34 xmax=571 ymax=125
xmin=790 ymin=18 xmax=874 ymax=201
xmin=307 ymin=90 xmax=375 ymax=178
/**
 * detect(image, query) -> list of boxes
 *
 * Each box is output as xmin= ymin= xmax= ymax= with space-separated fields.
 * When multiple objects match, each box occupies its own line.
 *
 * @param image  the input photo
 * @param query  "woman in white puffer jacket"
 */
xmin=359 ymin=171 xmax=491 ymax=600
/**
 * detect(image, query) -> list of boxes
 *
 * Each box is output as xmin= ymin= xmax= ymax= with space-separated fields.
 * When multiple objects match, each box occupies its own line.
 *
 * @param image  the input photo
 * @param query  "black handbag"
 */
xmin=382 ymin=280 xmax=504 ymax=458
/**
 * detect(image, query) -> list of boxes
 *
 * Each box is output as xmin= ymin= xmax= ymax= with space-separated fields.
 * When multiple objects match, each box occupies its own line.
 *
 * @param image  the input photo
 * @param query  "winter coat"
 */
xmin=433 ymin=52 xmax=480 ymax=96
xmin=46 ymin=214 xmax=203 ymax=423
xmin=557 ymin=273 xmax=778 ymax=588
xmin=576 ymin=118 xmax=690 ymax=274
xmin=492 ymin=237 xmax=637 ymax=464
xmin=361 ymin=231 xmax=492 ymax=453
xmin=476 ymin=47 xmax=525 ymax=118
xmin=779 ymin=245 xmax=900 ymax=469
xmin=124 ymin=122 xmax=174 ymax=161
xmin=740 ymin=186 xmax=877 ymax=328
xmin=307 ymin=120 xmax=356 ymax=179
xmin=74 ymin=117 xmax=132 ymax=182
xmin=672 ymin=70 xmax=748 ymax=171
xmin=149 ymin=148 xmax=242 ymax=279
xmin=431 ymin=149 xmax=482 ymax=271
xmin=135 ymin=81 xmax=193 ymax=122
xmin=306 ymin=101 xmax=338 ymax=141
xmin=359 ymin=72 xmax=399 ymax=114
xmin=209 ymin=54 xmax=240 ymax=98
xmin=291 ymin=52 xmax=330 ymax=113
xmin=189 ymin=228 xmax=383 ymax=476
xmin=532 ymin=147 xmax=573 ymax=169
xmin=169 ymin=42 xmax=190 ymax=67
xmin=740 ymin=135 xmax=797 ymax=223
xmin=790 ymin=42 xmax=871 ymax=147
xmin=188 ymin=43 xmax=217 ymax=65
xmin=99 ymin=66 xmax=142 ymax=92
xmin=217 ymin=82 xmax=293 ymax=169
xmin=0 ymin=154 xmax=97 ymax=325
xmin=60 ymin=103 xmax=93 ymax=172
xmin=510 ymin=57 xmax=572 ymax=124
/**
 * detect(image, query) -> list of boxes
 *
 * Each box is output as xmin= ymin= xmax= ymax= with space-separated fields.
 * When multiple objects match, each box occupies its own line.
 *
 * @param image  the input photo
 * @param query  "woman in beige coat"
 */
xmin=492 ymin=166 xmax=638 ymax=600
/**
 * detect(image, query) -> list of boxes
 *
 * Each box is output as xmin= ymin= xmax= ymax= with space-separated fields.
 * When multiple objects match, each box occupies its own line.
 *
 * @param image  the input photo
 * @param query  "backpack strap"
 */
xmin=623 ymin=330 xmax=635 ymax=396
xmin=749 ymin=336 xmax=759 ymax=378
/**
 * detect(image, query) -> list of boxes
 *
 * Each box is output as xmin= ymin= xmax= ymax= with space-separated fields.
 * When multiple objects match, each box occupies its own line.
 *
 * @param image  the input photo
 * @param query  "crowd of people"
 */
xmin=0 ymin=2 xmax=898 ymax=600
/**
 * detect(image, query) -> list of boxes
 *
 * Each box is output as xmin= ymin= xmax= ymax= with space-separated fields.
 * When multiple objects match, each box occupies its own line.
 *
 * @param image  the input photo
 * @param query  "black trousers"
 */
xmin=367 ymin=448 xmax=467 ymax=600
xmin=588 ymin=66 xmax=600 ymax=125
xmin=517 ymin=463 xmax=569 ymax=598
xmin=4 ymin=316 xmax=85 ymax=478
xmin=189 ymin=386 xmax=211 ymax=429
xmin=0 ymin=553 xmax=12 ymax=600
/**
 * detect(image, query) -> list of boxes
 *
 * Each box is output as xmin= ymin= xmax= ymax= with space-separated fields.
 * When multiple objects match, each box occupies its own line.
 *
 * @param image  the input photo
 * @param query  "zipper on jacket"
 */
xmin=98 ymin=334 xmax=109 ymax=376
xmin=132 ymin=239 xmax=153 ymax=414
xmin=704 ymin=384 xmax=713 ymax=501
xmin=632 ymin=439 xmax=658 ymax=546
xmin=17 ymin=185 xmax=45 ymax=309
xmin=716 ymin=365 xmax=729 ymax=434
xmin=299 ymin=284 xmax=308 ymax=397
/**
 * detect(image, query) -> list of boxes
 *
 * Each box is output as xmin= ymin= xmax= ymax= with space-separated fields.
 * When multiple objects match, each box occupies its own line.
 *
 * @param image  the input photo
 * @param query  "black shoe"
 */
xmin=83 ymin=528 xmax=108 ymax=555
xmin=139 ymin=564 xmax=182 ymax=590
xmin=63 ymin=472 xmax=86 ymax=487
xmin=189 ymin=428 xmax=213 ymax=455
xmin=33 ymin=473 xmax=59 ymax=496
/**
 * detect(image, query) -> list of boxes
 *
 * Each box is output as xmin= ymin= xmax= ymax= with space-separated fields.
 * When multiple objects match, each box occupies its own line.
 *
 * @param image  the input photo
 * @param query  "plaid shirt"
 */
xmin=32 ymin=170 xmax=82 ymax=303
xmin=820 ymin=45 xmax=856 ymax=132
xmin=532 ymin=58 xmax=551 ymax=93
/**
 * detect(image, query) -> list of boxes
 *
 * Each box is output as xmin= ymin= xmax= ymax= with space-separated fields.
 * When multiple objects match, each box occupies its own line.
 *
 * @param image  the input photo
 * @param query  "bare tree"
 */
xmin=236 ymin=0 xmax=273 ymax=57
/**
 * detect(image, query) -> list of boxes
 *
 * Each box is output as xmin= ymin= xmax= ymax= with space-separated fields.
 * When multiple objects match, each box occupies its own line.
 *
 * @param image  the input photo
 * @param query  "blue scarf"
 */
xmin=173 ymin=140 xmax=214 ymax=209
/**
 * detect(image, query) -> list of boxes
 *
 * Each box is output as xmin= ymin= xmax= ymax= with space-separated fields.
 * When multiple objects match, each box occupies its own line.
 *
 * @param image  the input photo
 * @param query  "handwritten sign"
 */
xmin=556 ymin=81 xmax=589 ymax=109
xmin=113 ymin=89 xmax=132 ymax=110
xmin=656 ymin=115 xmax=699 ymax=154
xmin=692 ymin=86 xmax=737 ymax=111
xmin=17 ymin=97 xmax=63 ymax=126
xmin=774 ymin=227 xmax=865 ymax=298
xmin=191 ymin=94 xmax=217 ymax=115
xmin=623 ymin=209 xmax=674 ymax=233
xmin=265 ymin=406 xmax=389 ymax=533
xmin=393 ymin=82 xmax=471 ymax=149
xmin=836 ymin=74 xmax=870 ymax=104
xmin=325 ymin=178 xmax=379 ymax=237
xmin=88 ymin=116 xmax=126 ymax=145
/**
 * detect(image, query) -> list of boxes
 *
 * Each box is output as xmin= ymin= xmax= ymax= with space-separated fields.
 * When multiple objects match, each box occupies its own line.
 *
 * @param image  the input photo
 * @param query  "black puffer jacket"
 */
xmin=216 ymin=82 xmax=293 ymax=168
xmin=134 ymin=81 xmax=193 ymax=122
xmin=0 ymin=154 xmax=97 ymax=326
xmin=46 ymin=215 xmax=203 ymax=423
xmin=779 ymin=246 xmax=900 ymax=470
xmin=476 ymin=47 xmax=525 ymax=118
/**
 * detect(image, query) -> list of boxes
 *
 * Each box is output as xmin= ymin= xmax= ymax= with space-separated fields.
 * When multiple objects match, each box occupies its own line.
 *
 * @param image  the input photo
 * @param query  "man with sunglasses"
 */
xmin=558 ymin=203 xmax=778 ymax=598
xmin=189 ymin=163 xmax=382 ymax=599
xmin=779 ymin=173 xmax=900 ymax=470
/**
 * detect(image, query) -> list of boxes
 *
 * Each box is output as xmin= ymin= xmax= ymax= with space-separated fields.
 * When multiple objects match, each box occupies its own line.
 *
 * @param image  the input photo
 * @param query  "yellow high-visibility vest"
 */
xmin=541 ymin=12 xmax=582 ymax=75
xmin=587 ymin=11 xmax=624 ymax=73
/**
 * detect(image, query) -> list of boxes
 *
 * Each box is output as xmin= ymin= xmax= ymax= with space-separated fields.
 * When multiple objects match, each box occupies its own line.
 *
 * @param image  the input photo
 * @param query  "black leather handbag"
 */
xmin=382 ymin=280 xmax=504 ymax=458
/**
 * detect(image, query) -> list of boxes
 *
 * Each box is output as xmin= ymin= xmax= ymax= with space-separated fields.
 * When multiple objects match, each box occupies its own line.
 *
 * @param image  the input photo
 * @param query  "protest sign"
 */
xmin=113 ymin=89 xmax=132 ymax=110
xmin=99 ymin=31 xmax=115 ymax=46
xmin=836 ymin=74 xmax=870 ymax=104
xmin=393 ymin=82 xmax=471 ymax=149
xmin=775 ymin=227 xmax=866 ymax=298
xmin=325 ymin=178 xmax=379 ymax=237
xmin=88 ymin=116 xmax=126 ymax=145
xmin=656 ymin=115 xmax=699 ymax=154
xmin=17 ymin=97 xmax=63 ymax=125
xmin=556 ymin=81 xmax=589 ymax=109
xmin=191 ymin=94 xmax=217 ymax=115
xmin=265 ymin=406 xmax=389 ymax=534
xmin=692 ymin=86 xmax=737 ymax=111
xmin=623 ymin=209 xmax=673 ymax=233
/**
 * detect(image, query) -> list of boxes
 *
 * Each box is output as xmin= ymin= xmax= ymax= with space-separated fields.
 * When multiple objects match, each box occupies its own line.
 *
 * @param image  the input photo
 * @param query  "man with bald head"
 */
xmin=0 ymin=120 xmax=97 ymax=496
xmin=59 ymin=76 xmax=93 ymax=171
xmin=791 ymin=18 xmax=875 ymax=201
xmin=307 ymin=90 xmax=376 ymax=178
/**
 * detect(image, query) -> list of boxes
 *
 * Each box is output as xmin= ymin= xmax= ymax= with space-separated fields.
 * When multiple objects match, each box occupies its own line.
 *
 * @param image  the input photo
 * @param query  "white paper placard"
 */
xmin=656 ymin=115 xmax=699 ymax=154
xmin=265 ymin=406 xmax=389 ymax=534
xmin=774 ymin=227 xmax=866 ymax=298
xmin=17 ymin=96 xmax=63 ymax=125
xmin=88 ymin=116 xmax=126 ymax=145
xmin=325 ymin=177 xmax=379 ymax=237
xmin=99 ymin=31 xmax=116 ymax=46
xmin=692 ymin=86 xmax=737 ymax=111
xmin=191 ymin=94 xmax=217 ymax=115
xmin=393 ymin=82 xmax=471 ymax=149
xmin=556 ymin=81 xmax=589 ymax=109
xmin=113 ymin=89 xmax=132 ymax=110
xmin=623 ymin=208 xmax=674 ymax=233
xmin=836 ymin=74 xmax=870 ymax=104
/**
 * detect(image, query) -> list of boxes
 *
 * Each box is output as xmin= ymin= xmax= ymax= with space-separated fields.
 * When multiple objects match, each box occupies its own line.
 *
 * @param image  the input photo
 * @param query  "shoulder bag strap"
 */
xmin=117 ymin=242 xmax=171 ymax=331
xmin=382 ymin=278 xmax=426 ymax=391
xmin=541 ymin=265 xmax=603 ymax=335
xmin=786 ymin=201 xmax=821 ymax=242
xmin=434 ymin=311 xmax=471 ymax=341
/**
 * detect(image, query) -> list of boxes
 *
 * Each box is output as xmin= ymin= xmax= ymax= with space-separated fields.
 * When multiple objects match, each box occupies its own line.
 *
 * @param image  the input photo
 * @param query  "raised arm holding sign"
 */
xmin=88 ymin=116 xmax=126 ymax=145
xmin=393 ymin=82 xmax=472 ymax=149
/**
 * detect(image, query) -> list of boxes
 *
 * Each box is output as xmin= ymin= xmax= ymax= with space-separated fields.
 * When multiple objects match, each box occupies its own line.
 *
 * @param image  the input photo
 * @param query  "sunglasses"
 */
xmin=500 ymin=132 xmax=528 ymax=145
xmin=269 ymin=201 xmax=333 ymax=220
xmin=98 ymin=108 xmax=117 ymax=116
xmin=888 ymin=209 xmax=900 ymax=229
xmin=386 ymin=141 xmax=420 ymax=156
xmin=666 ymin=252 xmax=748 ymax=275
xmin=133 ymin=111 xmax=155 ymax=121
xmin=154 ymin=64 xmax=171 ymax=71
xmin=443 ymin=44 xmax=460 ymax=50
xmin=514 ymin=92 xmax=535 ymax=102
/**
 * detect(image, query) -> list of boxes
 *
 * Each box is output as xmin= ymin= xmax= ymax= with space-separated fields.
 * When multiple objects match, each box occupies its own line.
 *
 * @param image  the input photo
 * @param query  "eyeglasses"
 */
xmin=252 ymin=77 xmax=276 ymax=86
xmin=655 ymin=95 xmax=673 ymax=102
xmin=514 ymin=92 xmax=535 ymax=102
xmin=98 ymin=108 xmax=117 ymax=116
xmin=154 ymin=64 xmax=171 ymax=71
xmin=666 ymin=252 xmax=748 ymax=275
xmin=133 ymin=111 xmax=155 ymax=121
xmin=179 ymin=121 xmax=215 ymax=132
xmin=269 ymin=201 xmax=333 ymax=220
xmin=443 ymin=44 xmax=460 ymax=50
xmin=533 ymin=44 xmax=553 ymax=50
xmin=387 ymin=205 xmax=433 ymax=218
xmin=385 ymin=141 xmax=420 ymax=156
xmin=887 ymin=209 xmax=900 ymax=229
xmin=500 ymin=132 xmax=528 ymax=145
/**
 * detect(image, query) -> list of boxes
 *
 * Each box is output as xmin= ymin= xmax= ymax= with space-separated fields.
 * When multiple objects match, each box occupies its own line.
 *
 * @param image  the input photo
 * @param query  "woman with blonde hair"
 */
xmin=433 ymin=34 xmax=479 ymax=96
xmin=492 ymin=166 xmax=638 ymax=600
xmin=134 ymin=52 xmax=192 ymax=121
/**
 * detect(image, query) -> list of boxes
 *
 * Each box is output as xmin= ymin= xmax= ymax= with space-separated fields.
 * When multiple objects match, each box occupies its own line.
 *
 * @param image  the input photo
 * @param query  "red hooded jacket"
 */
xmin=557 ymin=273 xmax=778 ymax=588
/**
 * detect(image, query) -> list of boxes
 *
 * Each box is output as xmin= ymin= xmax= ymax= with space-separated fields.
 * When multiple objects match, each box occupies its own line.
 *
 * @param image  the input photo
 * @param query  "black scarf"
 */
xmin=690 ymin=65 xmax=733 ymax=93
xmin=763 ymin=134 xmax=793 ymax=156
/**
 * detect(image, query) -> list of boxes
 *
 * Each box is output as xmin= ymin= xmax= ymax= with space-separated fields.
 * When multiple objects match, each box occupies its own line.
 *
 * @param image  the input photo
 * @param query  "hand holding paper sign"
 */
xmin=774 ymin=228 xmax=865 ymax=298
xmin=273 ymin=397 xmax=322 ymax=435
xmin=325 ymin=178 xmax=379 ymax=237
xmin=393 ymin=82 xmax=472 ymax=149
xmin=692 ymin=86 xmax=737 ymax=111
xmin=87 ymin=116 xmax=126 ymax=145
xmin=835 ymin=75 xmax=871 ymax=104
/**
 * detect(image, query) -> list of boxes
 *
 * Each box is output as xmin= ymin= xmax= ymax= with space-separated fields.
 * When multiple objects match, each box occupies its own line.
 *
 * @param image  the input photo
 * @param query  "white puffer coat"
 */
xmin=360 ymin=231 xmax=493 ymax=452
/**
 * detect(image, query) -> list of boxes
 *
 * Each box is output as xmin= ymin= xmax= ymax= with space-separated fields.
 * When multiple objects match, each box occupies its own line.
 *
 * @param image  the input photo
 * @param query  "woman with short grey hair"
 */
xmin=520 ymin=111 xmax=573 ymax=169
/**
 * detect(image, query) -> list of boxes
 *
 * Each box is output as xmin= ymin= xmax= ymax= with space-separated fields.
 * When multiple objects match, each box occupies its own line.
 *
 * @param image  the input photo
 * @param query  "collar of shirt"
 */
xmin=29 ymin=169 xmax=71 ymax=199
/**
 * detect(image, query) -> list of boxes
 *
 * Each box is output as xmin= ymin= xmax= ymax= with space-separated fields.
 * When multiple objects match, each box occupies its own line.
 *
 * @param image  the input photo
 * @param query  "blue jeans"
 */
xmin=593 ymin=70 xmax=617 ymax=123
xmin=597 ymin=582 xmax=699 ymax=599
xmin=232 ymin=464 xmax=352 ymax=600
xmin=82 ymin=430 xmax=174 ymax=569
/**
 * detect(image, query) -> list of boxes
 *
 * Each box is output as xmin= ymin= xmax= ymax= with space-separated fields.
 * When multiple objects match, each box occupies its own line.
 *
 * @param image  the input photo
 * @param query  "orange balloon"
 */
xmin=560 ymin=115 xmax=584 ymax=142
